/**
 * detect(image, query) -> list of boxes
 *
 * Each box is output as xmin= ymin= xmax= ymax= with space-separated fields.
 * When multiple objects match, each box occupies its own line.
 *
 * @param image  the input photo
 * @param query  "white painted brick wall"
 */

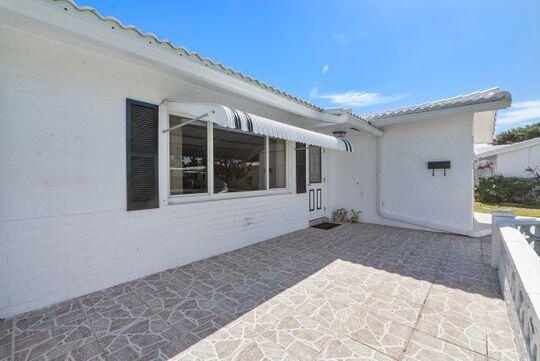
xmin=0 ymin=25 xmax=312 ymax=318
xmin=1 ymin=193 xmax=308 ymax=317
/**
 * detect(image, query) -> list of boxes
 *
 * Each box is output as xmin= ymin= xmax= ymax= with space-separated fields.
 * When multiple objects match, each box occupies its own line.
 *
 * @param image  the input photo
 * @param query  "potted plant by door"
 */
xmin=332 ymin=208 xmax=349 ymax=223
xmin=350 ymin=209 xmax=361 ymax=223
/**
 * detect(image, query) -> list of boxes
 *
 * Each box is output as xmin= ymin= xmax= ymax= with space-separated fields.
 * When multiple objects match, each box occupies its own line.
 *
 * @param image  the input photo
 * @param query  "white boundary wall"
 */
xmin=496 ymin=145 xmax=540 ymax=178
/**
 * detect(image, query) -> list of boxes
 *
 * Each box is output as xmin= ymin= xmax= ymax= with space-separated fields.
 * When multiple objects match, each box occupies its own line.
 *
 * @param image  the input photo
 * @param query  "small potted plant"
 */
xmin=332 ymin=210 xmax=340 ymax=223
xmin=332 ymin=208 xmax=348 ymax=223
xmin=350 ymin=209 xmax=361 ymax=223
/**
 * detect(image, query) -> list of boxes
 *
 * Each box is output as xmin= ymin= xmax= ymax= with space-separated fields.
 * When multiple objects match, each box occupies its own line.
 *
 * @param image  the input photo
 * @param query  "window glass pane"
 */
xmin=269 ymin=138 xmax=287 ymax=189
xmin=214 ymin=125 xmax=266 ymax=192
xmin=169 ymin=115 xmax=207 ymax=195
xmin=296 ymin=142 xmax=306 ymax=193
xmin=309 ymin=146 xmax=322 ymax=183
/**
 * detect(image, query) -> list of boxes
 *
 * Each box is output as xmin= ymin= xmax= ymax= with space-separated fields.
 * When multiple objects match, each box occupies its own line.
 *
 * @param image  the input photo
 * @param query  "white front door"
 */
xmin=307 ymin=146 xmax=326 ymax=220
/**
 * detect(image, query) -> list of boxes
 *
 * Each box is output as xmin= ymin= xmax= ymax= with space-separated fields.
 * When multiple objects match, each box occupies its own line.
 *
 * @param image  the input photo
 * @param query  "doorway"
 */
xmin=307 ymin=145 xmax=326 ymax=220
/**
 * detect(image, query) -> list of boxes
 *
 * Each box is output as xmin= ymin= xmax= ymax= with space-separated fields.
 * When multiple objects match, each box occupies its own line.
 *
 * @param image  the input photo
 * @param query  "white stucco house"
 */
xmin=475 ymin=137 xmax=540 ymax=179
xmin=0 ymin=0 xmax=512 ymax=318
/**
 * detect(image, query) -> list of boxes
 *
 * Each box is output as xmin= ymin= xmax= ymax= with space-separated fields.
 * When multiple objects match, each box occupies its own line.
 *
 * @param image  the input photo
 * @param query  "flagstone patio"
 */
xmin=1 ymin=223 xmax=520 ymax=360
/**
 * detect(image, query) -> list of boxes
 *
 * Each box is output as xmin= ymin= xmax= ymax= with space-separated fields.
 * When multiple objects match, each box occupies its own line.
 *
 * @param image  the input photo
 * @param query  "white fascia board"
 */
xmin=0 ymin=0 xmax=338 ymax=124
xmin=369 ymin=98 xmax=512 ymax=127
xmin=320 ymin=107 xmax=383 ymax=137
xmin=476 ymin=137 xmax=540 ymax=159
xmin=320 ymin=112 xmax=349 ymax=124
xmin=348 ymin=116 xmax=384 ymax=137
xmin=309 ymin=114 xmax=384 ymax=137
xmin=473 ymin=153 xmax=496 ymax=161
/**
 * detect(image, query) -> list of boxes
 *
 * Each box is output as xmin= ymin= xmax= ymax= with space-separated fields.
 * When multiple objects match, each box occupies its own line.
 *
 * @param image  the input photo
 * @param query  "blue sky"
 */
xmin=80 ymin=0 xmax=540 ymax=133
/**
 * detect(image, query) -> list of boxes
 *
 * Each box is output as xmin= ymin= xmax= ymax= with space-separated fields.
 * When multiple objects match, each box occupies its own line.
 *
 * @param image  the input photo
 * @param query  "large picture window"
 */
xmin=213 ymin=125 xmax=266 ymax=193
xmin=168 ymin=115 xmax=290 ymax=198
xmin=169 ymin=116 xmax=208 ymax=195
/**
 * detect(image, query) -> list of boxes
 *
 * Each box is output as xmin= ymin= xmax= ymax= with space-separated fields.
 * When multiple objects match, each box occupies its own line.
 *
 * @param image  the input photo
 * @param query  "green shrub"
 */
xmin=475 ymin=175 xmax=540 ymax=205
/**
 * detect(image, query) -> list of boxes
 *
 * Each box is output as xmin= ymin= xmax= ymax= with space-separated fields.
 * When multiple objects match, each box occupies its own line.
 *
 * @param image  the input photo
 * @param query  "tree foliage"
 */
xmin=494 ymin=122 xmax=540 ymax=145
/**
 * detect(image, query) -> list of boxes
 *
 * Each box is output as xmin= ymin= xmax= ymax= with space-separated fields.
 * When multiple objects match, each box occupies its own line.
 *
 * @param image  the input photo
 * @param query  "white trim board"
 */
xmin=475 ymin=137 xmax=540 ymax=159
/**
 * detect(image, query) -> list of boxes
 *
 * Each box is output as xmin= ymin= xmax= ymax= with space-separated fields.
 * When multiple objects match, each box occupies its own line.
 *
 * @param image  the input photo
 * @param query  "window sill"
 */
xmin=167 ymin=188 xmax=292 ymax=205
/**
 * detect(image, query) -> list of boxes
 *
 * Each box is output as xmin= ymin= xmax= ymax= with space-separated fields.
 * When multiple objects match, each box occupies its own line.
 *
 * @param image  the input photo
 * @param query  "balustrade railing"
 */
xmin=491 ymin=211 xmax=540 ymax=361
xmin=515 ymin=218 xmax=540 ymax=256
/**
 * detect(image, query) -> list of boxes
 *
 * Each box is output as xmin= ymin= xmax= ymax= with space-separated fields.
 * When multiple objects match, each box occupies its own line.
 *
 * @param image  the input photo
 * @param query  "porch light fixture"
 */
xmin=332 ymin=130 xmax=347 ymax=138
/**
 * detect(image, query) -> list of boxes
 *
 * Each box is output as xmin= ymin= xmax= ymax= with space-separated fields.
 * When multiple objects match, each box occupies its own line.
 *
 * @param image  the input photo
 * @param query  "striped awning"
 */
xmin=164 ymin=102 xmax=353 ymax=152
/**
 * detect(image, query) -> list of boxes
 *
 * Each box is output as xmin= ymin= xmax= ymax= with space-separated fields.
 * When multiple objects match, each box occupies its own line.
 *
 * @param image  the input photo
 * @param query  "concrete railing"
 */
xmin=492 ymin=211 xmax=540 ymax=361
xmin=515 ymin=219 xmax=540 ymax=256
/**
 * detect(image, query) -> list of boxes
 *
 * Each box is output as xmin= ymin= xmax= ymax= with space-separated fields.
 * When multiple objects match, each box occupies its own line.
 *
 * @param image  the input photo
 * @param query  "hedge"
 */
xmin=475 ymin=175 xmax=540 ymax=205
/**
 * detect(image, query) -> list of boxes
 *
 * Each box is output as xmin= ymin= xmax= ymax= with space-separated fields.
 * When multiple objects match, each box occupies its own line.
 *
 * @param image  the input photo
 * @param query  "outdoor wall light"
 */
xmin=332 ymin=130 xmax=347 ymax=138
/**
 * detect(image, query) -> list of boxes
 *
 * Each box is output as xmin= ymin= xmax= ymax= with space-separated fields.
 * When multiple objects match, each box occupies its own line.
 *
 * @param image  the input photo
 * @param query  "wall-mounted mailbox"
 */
xmin=427 ymin=161 xmax=451 ymax=176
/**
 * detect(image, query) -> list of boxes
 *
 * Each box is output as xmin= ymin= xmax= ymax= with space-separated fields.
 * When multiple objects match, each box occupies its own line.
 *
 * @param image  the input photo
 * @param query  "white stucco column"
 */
xmin=490 ymin=210 xmax=516 ymax=269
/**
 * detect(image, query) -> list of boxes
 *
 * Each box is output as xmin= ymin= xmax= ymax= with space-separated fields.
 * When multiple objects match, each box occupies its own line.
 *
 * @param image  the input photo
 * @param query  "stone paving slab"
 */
xmin=1 ymin=223 xmax=520 ymax=360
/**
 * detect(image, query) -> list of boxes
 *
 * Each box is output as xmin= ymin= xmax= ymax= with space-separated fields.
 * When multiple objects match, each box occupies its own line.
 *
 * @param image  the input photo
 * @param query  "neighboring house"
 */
xmin=474 ymin=137 xmax=540 ymax=178
xmin=0 ymin=0 xmax=511 ymax=317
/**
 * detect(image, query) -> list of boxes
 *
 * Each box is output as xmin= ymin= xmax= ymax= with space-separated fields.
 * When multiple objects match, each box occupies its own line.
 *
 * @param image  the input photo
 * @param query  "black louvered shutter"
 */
xmin=296 ymin=142 xmax=307 ymax=194
xmin=126 ymin=99 xmax=159 ymax=211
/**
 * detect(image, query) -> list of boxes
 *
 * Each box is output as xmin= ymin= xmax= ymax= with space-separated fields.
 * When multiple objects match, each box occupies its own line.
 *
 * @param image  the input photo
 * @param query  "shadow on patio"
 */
xmin=2 ymin=223 xmax=519 ymax=360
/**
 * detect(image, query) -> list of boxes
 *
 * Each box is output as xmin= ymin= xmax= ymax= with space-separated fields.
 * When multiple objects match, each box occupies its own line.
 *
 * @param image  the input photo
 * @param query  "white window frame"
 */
xmin=162 ymin=108 xmax=292 ymax=205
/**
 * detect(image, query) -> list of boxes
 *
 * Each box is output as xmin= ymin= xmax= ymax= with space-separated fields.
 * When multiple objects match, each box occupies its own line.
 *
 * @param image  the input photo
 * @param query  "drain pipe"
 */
xmin=375 ymin=137 xmax=477 ymax=237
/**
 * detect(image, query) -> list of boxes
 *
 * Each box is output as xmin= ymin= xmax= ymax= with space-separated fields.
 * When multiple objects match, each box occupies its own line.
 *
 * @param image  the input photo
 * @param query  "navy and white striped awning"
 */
xmin=164 ymin=102 xmax=353 ymax=152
